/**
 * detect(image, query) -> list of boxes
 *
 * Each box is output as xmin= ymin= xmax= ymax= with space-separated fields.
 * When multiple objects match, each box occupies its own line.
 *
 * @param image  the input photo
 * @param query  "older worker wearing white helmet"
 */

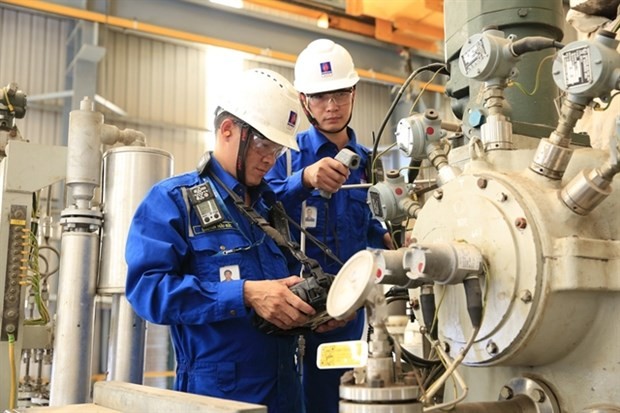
xmin=125 ymin=68 xmax=312 ymax=413
xmin=265 ymin=40 xmax=393 ymax=413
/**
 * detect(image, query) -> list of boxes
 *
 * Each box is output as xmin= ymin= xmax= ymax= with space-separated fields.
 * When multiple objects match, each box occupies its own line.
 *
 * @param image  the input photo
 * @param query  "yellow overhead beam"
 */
xmin=393 ymin=17 xmax=444 ymax=40
xmin=425 ymin=0 xmax=444 ymax=13
xmin=0 ymin=0 xmax=445 ymax=93
xmin=375 ymin=19 xmax=438 ymax=53
xmin=245 ymin=0 xmax=325 ymax=19
xmin=246 ymin=0 xmax=440 ymax=54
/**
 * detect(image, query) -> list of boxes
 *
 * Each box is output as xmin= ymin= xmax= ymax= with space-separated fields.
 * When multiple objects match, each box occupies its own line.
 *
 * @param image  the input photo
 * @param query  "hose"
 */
xmin=510 ymin=36 xmax=564 ymax=56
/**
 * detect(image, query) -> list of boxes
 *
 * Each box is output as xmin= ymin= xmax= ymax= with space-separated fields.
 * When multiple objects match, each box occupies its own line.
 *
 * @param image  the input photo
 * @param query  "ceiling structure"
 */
xmin=0 ymin=0 xmax=447 ymax=89
xmin=243 ymin=0 xmax=444 ymax=55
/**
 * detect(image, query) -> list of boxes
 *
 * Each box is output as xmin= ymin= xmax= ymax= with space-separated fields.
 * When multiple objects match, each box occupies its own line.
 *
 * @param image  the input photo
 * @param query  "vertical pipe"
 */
xmin=49 ymin=231 xmax=99 ymax=405
xmin=50 ymin=97 xmax=103 ymax=406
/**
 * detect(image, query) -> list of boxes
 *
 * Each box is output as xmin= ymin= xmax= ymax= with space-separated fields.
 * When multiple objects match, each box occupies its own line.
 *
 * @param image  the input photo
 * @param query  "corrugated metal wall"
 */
xmin=1 ymin=6 xmax=437 ymax=176
xmin=98 ymin=28 xmax=209 ymax=175
xmin=0 ymin=7 xmax=69 ymax=146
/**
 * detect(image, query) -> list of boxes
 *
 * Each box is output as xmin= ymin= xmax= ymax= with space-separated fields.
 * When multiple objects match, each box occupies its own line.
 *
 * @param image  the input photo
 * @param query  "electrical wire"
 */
xmin=374 ymin=141 xmax=397 ymax=161
xmin=423 ymin=363 xmax=446 ymax=389
xmin=8 ymin=333 xmax=17 ymax=410
xmin=371 ymin=63 xmax=448 ymax=184
xmin=380 ymin=298 xmax=442 ymax=370
xmin=400 ymin=342 xmax=442 ymax=369
xmin=3 ymin=86 xmax=15 ymax=113
xmin=507 ymin=54 xmax=555 ymax=96
xmin=39 ymin=245 xmax=60 ymax=280
xmin=420 ymin=258 xmax=490 ymax=410
xmin=422 ymin=331 xmax=469 ymax=412
xmin=593 ymin=91 xmax=620 ymax=112
xmin=21 ymin=230 xmax=50 ymax=325
xmin=421 ymin=327 xmax=478 ymax=406
xmin=429 ymin=286 xmax=446 ymax=337
xmin=409 ymin=67 xmax=446 ymax=115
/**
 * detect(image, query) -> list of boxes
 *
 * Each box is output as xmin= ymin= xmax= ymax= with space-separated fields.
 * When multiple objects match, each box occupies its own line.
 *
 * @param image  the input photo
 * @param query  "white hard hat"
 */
xmin=294 ymin=39 xmax=360 ymax=94
xmin=217 ymin=68 xmax=301 ymax=151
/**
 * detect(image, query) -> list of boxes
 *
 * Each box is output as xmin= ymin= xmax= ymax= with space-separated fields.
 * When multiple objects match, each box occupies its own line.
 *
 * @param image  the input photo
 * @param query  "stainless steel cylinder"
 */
xmin=98 ymin=145 xmax=172 ymax=385
xmin=481 ymin=115 xmax=514 ymax=151
xmin=530 ymin=138 xmax=574 ymax=180
xmin=66 ymin=97 xmax=103 ymax=207
xmin=403 ymin=242 xmax=484 ymax=285
xmin=375 ymin=249 xmax=409 ymax=286
xmin=50 ymin=231 xmax=100 ymax=406
xmin=560 ymin=168 xmax=612 ymax=215
xmin=106 ymin=294 xmax=146 ymax=383
xmin=98 ymin=146 xmax=173 ymax=293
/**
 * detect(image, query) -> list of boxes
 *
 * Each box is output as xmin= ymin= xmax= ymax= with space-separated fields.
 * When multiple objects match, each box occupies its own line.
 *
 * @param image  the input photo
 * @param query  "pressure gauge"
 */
xmin=326 ymin=250 xmax=379 ymax=320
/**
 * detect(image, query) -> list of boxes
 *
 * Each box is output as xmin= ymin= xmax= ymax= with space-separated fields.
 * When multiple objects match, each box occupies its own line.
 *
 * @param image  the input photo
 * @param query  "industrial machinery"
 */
xmin=3 ymin=1 xmax=619 ymax=412
xmin=326 ymin=1 xmax=620 ymax=412
xmin=0 ymin=91 xmax=173 ymax=410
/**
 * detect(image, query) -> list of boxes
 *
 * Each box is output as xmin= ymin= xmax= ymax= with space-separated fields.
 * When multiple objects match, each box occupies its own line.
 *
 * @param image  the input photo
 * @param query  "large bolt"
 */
xmin=531 ymin=388 xmax=546 ymax=403
xmin=477 ymin=178 xmax=488 ymax=189
xmin=500 ymin=386 xmax=514 ymax=400
xmin=433 ymin=189 xmax=443 ymax=200
xmin=520 ymin=290 xmax=533 ymax=303
xmin=486 ymin=340 xmax=498 ymax=355
xmin=514 ymin=217 xmax=527 ymax=230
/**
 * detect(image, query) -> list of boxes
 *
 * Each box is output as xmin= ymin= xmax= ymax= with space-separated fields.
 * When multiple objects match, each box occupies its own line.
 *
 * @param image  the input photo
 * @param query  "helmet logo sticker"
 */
xmin=320 ymin=61 xmax=333 ymax=77
xmin=287 ymin=111 xmax=298 ymax=128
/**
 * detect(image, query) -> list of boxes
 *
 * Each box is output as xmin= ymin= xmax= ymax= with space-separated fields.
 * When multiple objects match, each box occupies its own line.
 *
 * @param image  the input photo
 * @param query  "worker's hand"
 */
xmin=383 ymin=232 xmax=396 ymax=250
xmin=404 ymin=232 xmax=417 ymax=247
xmin=303 ymin=157 xmax=350 ymax=193
xmin=313 ymin=311 xmax=357 ymax=333
xmin=244 ymin=276 xmax=316 ymax=331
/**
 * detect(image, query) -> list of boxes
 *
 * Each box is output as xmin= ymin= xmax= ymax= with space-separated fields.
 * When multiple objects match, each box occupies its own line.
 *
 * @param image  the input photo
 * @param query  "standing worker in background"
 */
xmin=265 ymin=39 xmax=393 ymax=413
xmin=125 ymin=68 xmax=314 ymax=413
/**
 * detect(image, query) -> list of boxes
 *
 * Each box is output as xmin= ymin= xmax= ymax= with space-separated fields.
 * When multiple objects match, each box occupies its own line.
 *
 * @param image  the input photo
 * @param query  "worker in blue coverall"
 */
xmin=264 ymin=39 xmax=393 ymax=413
xmin=125 ymin=68 xmax=343 ymax=413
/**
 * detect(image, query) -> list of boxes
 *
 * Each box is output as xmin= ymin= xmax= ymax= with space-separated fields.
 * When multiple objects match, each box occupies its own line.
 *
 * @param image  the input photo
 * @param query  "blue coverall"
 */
xmin=125 ymin=157 xmax=303 ymax=413
xmin=264 ymin=126 xmax=387 ymax=413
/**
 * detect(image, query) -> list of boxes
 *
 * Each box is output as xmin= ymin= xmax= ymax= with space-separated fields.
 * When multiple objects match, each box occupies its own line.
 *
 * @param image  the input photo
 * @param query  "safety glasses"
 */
xmin=249 ymin=129 xmax=287 ymax=159
xmin=306 ymin=87 xmax=354 ymax=108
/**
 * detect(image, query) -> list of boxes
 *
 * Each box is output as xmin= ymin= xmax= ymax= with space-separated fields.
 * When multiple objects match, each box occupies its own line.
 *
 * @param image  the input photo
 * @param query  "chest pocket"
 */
xmin=188 ymin=229 xmax=252 ymax=281
xmin=344 ymin=188 xmax=371 ymax=238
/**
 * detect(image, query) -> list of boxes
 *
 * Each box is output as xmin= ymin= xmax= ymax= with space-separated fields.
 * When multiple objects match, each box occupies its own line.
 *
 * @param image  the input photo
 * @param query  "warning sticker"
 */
xmin=317 ymin=340 xmax=368 ymax=370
